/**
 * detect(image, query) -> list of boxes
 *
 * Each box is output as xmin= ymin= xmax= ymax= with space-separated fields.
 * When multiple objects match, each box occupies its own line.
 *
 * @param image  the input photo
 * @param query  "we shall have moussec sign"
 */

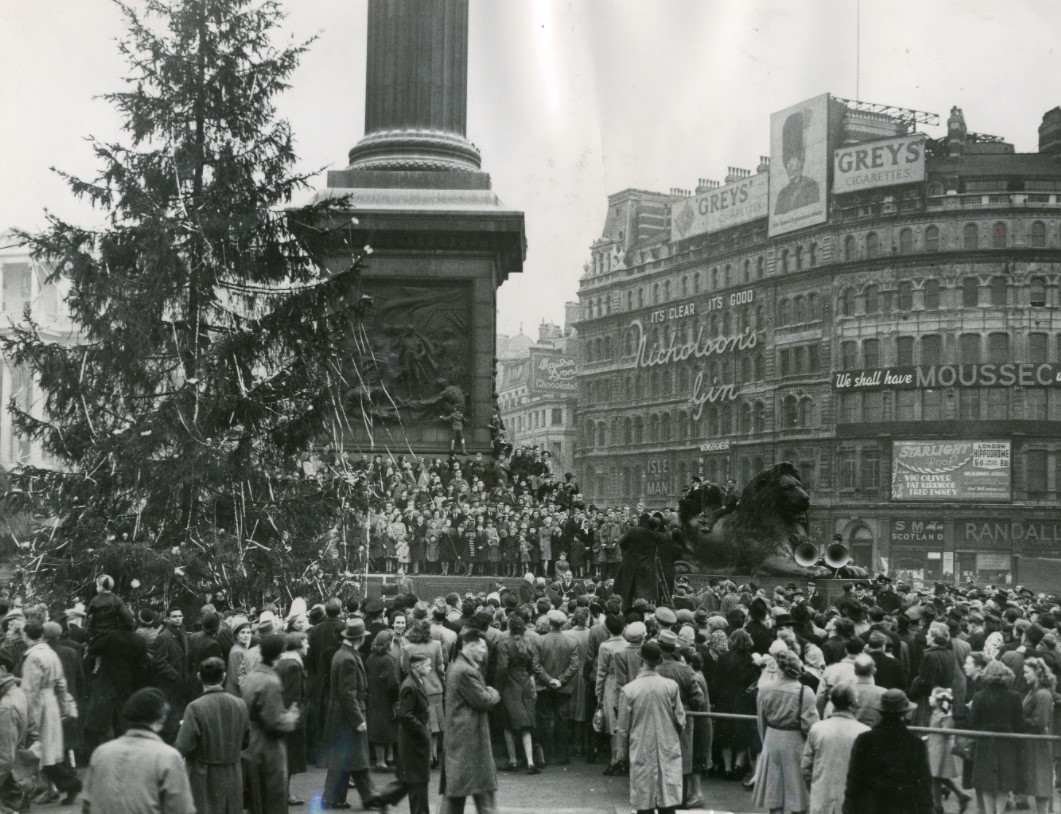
xmin=529 ymin=350 xmax=577 ymax=394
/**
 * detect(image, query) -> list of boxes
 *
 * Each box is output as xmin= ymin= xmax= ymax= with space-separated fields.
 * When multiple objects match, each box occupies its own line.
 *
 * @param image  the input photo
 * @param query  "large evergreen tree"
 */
xmin=2 ymin=0 xmax=370 ymax=605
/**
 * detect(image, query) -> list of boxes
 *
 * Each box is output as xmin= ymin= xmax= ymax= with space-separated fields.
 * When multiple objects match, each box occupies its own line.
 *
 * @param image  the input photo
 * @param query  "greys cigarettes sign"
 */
xmin=834 ymin=134 xmax=926 ymax=193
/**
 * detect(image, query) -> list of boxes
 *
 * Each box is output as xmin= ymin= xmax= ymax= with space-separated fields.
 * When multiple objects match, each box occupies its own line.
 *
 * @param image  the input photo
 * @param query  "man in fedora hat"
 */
xmin=320 ymin=617 xmax=379 ymax=810
xmin=843 ymin=688 xmax=933 ymax=814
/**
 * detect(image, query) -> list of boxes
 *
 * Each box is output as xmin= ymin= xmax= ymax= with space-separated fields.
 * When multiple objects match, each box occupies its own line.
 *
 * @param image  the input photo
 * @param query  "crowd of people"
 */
xmin=0 ymin=553 xmax=1058 ymax=814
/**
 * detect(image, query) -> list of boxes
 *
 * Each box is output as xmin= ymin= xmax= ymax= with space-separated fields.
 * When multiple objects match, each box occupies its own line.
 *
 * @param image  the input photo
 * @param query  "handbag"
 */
xmin=592 ymin=706 xmax=605 ymax=733
xmin=951 ymin=736 xmax=975 ymax=761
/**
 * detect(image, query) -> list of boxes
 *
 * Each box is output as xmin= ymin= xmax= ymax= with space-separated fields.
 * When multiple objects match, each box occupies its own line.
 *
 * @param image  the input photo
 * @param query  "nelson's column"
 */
xmin=308 ymin=0 xmax=525 ymax=454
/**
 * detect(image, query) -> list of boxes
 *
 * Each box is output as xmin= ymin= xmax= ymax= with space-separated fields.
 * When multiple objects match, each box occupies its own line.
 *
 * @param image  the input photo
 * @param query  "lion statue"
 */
xmin=676 ymin=461 xmax=867 ymax=578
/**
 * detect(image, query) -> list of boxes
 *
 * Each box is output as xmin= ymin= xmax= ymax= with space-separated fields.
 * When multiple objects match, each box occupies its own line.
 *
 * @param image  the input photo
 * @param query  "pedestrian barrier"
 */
xmin=683 ymin=710 xmax=1061 ymax=741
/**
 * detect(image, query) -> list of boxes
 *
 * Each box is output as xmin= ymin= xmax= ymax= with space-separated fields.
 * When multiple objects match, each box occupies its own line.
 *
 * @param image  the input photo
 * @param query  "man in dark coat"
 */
xmin=153 ymin=606 xmax=189 ymax=743
xmin=866 ymin=632 xmax=907 ymax=691
xmin=612 ymin=522 xmax=684 ymax=610
xmin=843 ymin=689 xmax=934 ymax=814
xmin=175 ymin=657 xmax=250 ymax=814
xmin=241 ymin=635 xmax=298 ymax=814
xmin=307 ymin=598 xmax=344 ymax=762
xmin=83 ymin=627 xmax=147 ymax=754
xmin=531 ymin=610 xmax=580 ymax=766
xmin=374 ymin=653 xmax=432 ymax=814
xmin=443 ymin=629 xmax=501 ymax=813
xmin=186 ymin=612 xmax=224 ymax=701
xmin=320 ymin=618 xmax=379 ymax=810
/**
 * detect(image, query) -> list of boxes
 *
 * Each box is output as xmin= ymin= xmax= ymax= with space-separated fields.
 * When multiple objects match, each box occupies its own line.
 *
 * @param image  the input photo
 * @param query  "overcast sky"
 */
xmin=2 ymin=1 xmax=1059 ymax=336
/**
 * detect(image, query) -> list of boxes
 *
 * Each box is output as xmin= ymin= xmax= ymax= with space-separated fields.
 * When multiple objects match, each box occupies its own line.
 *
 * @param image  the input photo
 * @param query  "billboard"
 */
xmin=529 ymin=349 xmax=577 ymax=394
xmin=833 ymin=363 xmax=1061 ymax=392
xmin=670 ymin=173 xmax=769 ymax=242
xmin=769 ymin=94 xmax=830 ymax=237
xmin=891 ymin=440 xmax=1011 ymax=502
xmin=834 ymin=134 xmax=926 ymax=194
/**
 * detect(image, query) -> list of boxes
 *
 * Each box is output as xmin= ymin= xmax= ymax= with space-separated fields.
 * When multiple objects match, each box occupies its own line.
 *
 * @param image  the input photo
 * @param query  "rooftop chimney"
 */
xmin=947 ymin=106 xmax=967 ymax=158
xmin=1040 ymin=107 xmax=1061 ymax=155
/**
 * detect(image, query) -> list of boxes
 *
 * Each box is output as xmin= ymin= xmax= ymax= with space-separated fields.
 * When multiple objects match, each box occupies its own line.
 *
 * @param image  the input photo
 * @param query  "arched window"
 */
xmin=992 ymin=221 xmax=1007 ymax=248
xmin=596 ymin=422 xmax=606 ymax=447
xmin=661 ymin=413 xmax=671 ymax=442
xmin=864 ymin=284 xmax=879 ymax=313
xmin=842 ymin=287 xmax=855 ymax=316
xmin=693 ymin=271 xmax=701 ymax=293
xmin=626 ymin=291 xmax=633 ymax=311
xmin=660 ymin=368 xmax=672 ymax=394
xmin=633 ymin=417 xmax=643 ymax=444
xmin=1031 ymin=276 xmax=1047 ymax=307
xmin=899 ymin=228 xmax=914 ymax=254
xmin=799 ymin=397 xmax=813 ymax=428
xmin=962 ymin=277 xmax=980 ymax=307
xmin=585 ymin=419 xmax=596 ymax=446
xmin=680 ymin=276 xmax=688 ymax=297
xmin=653 ymin=283 xmax=660 ymax=304
xmin=963 ymin=223 xmax=979 ymax=250
xmin=795 ymin=245 xmax=804 ymax=270
xmin=754 ymin=353 xmax=765 ymax=380
xmin=794 ymin=295 xmax=807 ymax=323
xmin=740 ymin=402 xmax=752 ymax=434
xmin=779 ymin=249 xmax=789 ymax=272
xmin=741 ymin=356 xmax=752 ymax=383
xmin=782 ymin=395 xmax=799 ymax=428
xmin=722 ymin=312 xmax=732 ymax=336
xmin=844 ymin=234 xmax=857 ymax=261
xmin=924 ymin=279 xmax=940 ymax=310
xmin=711 ymin=268 xmax=719 ymax=288
xmin=756 ymin=256 xmax=765 ymax=279
xmin=754 ymin=401 xmax=766 ymax=433
xmin=743 ymin=259 xmax=751 ymax=282
xmin=866 ymin=232 xmax=880 ymax=258
xmin=623 ymin=418 xmax=632 ymax=444
xmin=989 ymin=276 xmax=1007 ymax=307
xmin=719 ymin=404 xmax=732 ymax=435
xmin=925 ymin=225 xmax=940 ymax=252
xmin=676 ymin=411 xmax=688 ymax=439
xmin=898 ymin=281 xmax=913 ymax=310
xmin=638 ymin=288 xmax=644 ymax=307
xmin=649 ymin=414 xmax=660 ymax=442
xmin=663 ymin=280 xmax=671 ymax=301
xmin=755 ymin=304 xmax=765 ymax=328
xmin=778 ymin=298 xmax=791 ymax=325
xmin=809 ymin=242 xmax=817 ymax=267
xmin=1031 ymin=221 xmax=1047 ymax=248
xmin=706 ymin=406 xmax=718 ymax=438
xmin=724 ymin=264 xmax=732 ymax=286
xmin=603 ymin=336 xmax=612 ymax=358
xmin=623 ymin=376 xmax=633 ymax=401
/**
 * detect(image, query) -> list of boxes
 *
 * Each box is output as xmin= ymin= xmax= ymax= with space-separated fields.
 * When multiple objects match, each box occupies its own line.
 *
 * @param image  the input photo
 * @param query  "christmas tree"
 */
xmin=1 ymin=0 xmax=374 ymax=607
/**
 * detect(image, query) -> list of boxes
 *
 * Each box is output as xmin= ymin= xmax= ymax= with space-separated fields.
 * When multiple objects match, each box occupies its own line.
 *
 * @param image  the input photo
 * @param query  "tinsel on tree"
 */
xmin=1 ymin=0 xmax=377 ymax=607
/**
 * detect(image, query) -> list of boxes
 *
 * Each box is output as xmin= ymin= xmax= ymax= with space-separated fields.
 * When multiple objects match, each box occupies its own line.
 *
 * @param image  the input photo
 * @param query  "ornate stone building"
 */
xmin=575 ymin=99 xmax=1061 ymax=584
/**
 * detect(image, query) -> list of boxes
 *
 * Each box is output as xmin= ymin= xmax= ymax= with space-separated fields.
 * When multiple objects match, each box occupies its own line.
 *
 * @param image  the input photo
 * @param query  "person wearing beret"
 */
xmin=83 ymin=687 xmax=196 ymax=814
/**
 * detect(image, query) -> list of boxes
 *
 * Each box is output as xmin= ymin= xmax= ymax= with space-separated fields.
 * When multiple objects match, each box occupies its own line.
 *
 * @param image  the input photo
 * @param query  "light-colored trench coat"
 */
xmin=617 ymin=669 xmax=686 ymax=810
xmin=443 ymin=652 xmax=500 ymax=798
xmin=800 ymin=711 xmax=870 ymax=814
xmin=22 ymin=641 xmax=68 ymax=767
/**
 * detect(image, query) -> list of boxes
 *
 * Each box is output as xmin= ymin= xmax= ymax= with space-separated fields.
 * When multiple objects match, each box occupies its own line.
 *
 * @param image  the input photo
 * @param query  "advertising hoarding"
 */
xmin=891 ymin=441 xmax=1011 ymax=502
xmin=670 ymin=173 xmax=769 ymax=242
xmin=528 ymin=349 xmax=577 ymax=394
xmin=832 ymin=363 xmax=1061 ymax=392
xmin=769 ymin=94 xmax=831 ymax=237
xmin=889 ymin=518 xmax=945 ymax=546
xmin=833 ymin=134 xmax=926 ymax=194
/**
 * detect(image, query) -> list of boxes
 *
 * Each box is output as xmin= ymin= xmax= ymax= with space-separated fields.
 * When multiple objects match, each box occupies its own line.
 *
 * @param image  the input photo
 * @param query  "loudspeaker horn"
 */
xmin=825 ymin=541 xmax=853 ymax=570
xmin=794 ymin=542 xmax=821 ymax=568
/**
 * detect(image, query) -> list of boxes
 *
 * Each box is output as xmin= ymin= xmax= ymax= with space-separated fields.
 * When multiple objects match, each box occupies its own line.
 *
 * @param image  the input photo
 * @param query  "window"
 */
xmin=924 ymin=279 xmax=940 ymax=310
xmin=863 ymin=339 xmax=880 ymax=368
xmin=596 ymin=423 xmax=606 ymax=447
xmin=1031 ymin=221 xmax=1046 ymax=248
xmin=779 ymin=348 xmax=791 ymax=377
xmin=838 ymin=450 xmax=857 ymax=489
xmin=1030 ymin=333 xmax=1049 ymax=363
xmin=808 ymin=293 xmax=819 ymax=320
xmin=719 ymin=404 xmax=732 ymax=435
xmin=1027 ymin=450 xmax=1049 ymax=499
xmin=663 ymin=281 xmax=671 ymax=301
xmin=957 ymin=387 xmax=983 ymax=421
xmin=896 ymin=390 xmax=916 ymax=421
xmin=960 ymin=333 xmax=981 ymax=364
xmin=898 ymin=281 xmax=913 ymax=310
xmin=962 ymin=277 xmax=979 ymax=307
xmin=1031 ymin=277 xmax=1047 ymax=307
xmin=740 ymin=402 xmax=752 ymax=434
xmin=633 ymin=417 xmax=643 ymax=444
xmin=866 ymin=232 xmax=880 ymax=258
xmin=807 ymin=344 xmax=819 ymax=372
xmin=844 ymin=235 xmax=857 ymax=261
xmin=724 ymin=265 xmax=732 ymax=286
xmin=757 ymin=257 xmax=765 ymax=279
xmin=648 ymin=415 xmax=659 ymax=442
xmin=795 ymin=245 xmax=804 ymax=270
xmin=653 ymin=283 xmax=660 ymax=304
xmin=842 ymin=288 xmax=856 ymax=316
xmin=988 ymin=333 xmax=1009 ymax=364
xmin=897 ymin=336 xmax=915 ymax=366
xmin=782 ymin=396 xmax=798 ymax=427
xmin=899 ymin=228 xmax=913 ymax=254
xmin=842 ymin=340 xmax=858 ymax=370
xmin=794 ymin=296 xmax=806 ymax=324
xmin=661 ymin=414 xmax=671 ymax=442
xmin=861 ymin=449 xmax=882 ymax=490
xmin=754 ymin=402 xmax=766 ymax=433
xmin=551 ymin=408 xmax=563 ymax=425
xmin=743 ymin=259 xmax=751 ymax=282
xmin=778 ymin=299 xmax=791 ymax=325
xmin=1026 ymin=389 xmax=1048 ymax=421
xmin=841 ymin=393 xmax=862 ymax=423
xmin=864 ymin=392 xmax=884 ymax=422
xmin=992 ymin=221 xmax=1007 ymax=248
xmin=963 ymin=223 xmax=979 ymax=250
xmin=676 ymin=411 xmax=688 ymax=439
xmin=680 ymin=276 xmax=688 ymax=297
xmin=864 ymin=284 xmax=878 ymax=313
xmin=922 ymin=389 xmax=943 ymax=420
xmin=925 ymin=225 xmax=940 ymax=252
xmin=754 ymin=353 xmax=765 ymax=380
xmin=985 ymin=389 xmax=1009 ymax=419
xmin=799 ymin=397 xmax=813 ymax=428
xmin=626 ymin=291 xmax=633 ymax=311
xmin=989 ymin=277 xmax=1007 ymax=306
xmin=809 ymin=242 xmax=817 ymax=267
xmin=693 ymin=272 xmax=701 ymax=293
xmin=922 ymin=335 xmax=942 ymax=365
xmin=793 ymin=347 xmax=804 ymax=375
xmin=779 ymin=249 xmax=789 ymax=274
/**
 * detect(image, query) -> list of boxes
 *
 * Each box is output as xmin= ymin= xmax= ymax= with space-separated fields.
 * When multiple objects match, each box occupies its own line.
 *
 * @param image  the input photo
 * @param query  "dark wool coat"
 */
xmin=395 ymin=674 xmax=431 ymax=786
xmin=306 ymin=616 xmax=344 ymax=760
xmin=365 ymin=652 xmax=400 ymax=744
xmin=442 ymin=653 xmax=500 ymax=798
xmin=175 ymin=687 xmax=250 ymax=814
xmin=275 ymin=656 xmax=307 ymax=776
xmin=613 ymin=527 xmax=679 ymax=608
xmin=843 ymin=717 xmax=934 ymax=814
xmin=321 ymin=645 xmax=370 ymax=773
xmin=83 ymin=629 xmax=147 ymax=736
xmin=241 ymin=665 xmax=294 ymax=814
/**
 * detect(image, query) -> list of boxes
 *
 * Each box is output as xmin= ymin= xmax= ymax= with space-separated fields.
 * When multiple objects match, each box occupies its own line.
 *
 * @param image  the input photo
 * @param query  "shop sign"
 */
xmin=891 ymin=440 xmax=1010 ymax=502
xmin=833 ymin=134 xmax=926 ymax=193
xmin=699 ymin=440 xmax=731 ymax=452
xmin=889 ymin=518 xmax=945 ymax=545
xmin=958 ymin=519 xmax=1061 ymax=550
xmin=833 ymin=363 xmax=1061 ymax=392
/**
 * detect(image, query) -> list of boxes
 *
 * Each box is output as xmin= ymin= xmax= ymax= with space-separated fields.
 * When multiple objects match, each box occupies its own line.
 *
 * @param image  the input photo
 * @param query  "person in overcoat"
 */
xmin=365 ymin=629 xmax=400 ymax=769
xmin=443 ymin=628 xmax=502 ymax=813
xmin=616 ymin=641 xmax=686 ymax=813
xmin=21 ymin=621 xmax=81 ymax=803
xmin=306 ymin=598 xmax=344 ymax=761
xmin=175 ymin=657 xmax=250 ymax=814
xmin=241 ymin=635 xmax=299 ymax=814
xmin=375 ymin=653 xmax=433 ymax=814
xmin=968 ymin=660 xmax=1023 ymax=814
xmin=494 ymin=614 xmax=538 ymax=773
xmin=320 ymin=618 xmax=380 ymax=809
xmin=1017 ymin=658 xmax=1055 ymax=814
xmin=843 ymin=689 xmax=934 ymax=814
xmin=655 ymin=630 xmax=707 ymax=808
xmin=400 ymin=618 xmax=446 ymax=767
xmin=275 ymin=632 xmax=308 ymax=805
xmin=82 ymin=626 xmax=147 ymax=754
xmin=801 ymin=683 xmax=868 ymax=814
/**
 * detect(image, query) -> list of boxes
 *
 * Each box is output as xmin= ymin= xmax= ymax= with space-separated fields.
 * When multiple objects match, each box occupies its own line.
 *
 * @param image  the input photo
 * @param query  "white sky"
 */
xmin=2 ymin=1 xmax=1059 ymax=336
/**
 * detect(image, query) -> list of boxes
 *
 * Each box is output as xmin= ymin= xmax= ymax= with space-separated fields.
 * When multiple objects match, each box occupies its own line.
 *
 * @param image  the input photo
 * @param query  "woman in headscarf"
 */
xmin=225 ymin=620 xmax=252 ymax=697
xmin=752 ymin=649 xmax=818 ymax=814
xmin=983 ymin=631 xmax=1005 ymax=662
xmin=969 ymin=660 xmax=1023 ymax=814
xmin=1017 ymin=657 xmax=1056 ymax=814
xmin=714 ymin=629 xmax=758 ymax=781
